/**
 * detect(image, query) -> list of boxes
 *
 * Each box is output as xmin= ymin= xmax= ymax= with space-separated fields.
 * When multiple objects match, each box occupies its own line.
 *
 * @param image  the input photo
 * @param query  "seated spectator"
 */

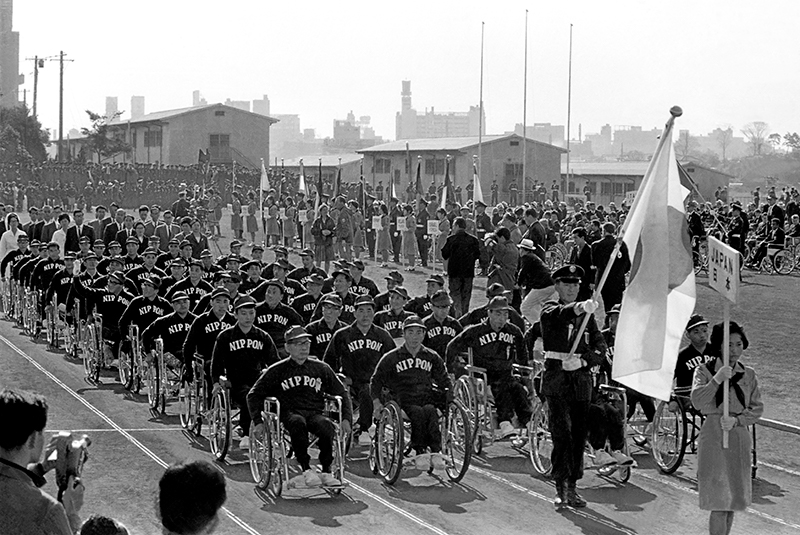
xmin=0 ymin=388 xmax=85 ymax=535
xmin=158 ymin=460 xmax=227 ymax=535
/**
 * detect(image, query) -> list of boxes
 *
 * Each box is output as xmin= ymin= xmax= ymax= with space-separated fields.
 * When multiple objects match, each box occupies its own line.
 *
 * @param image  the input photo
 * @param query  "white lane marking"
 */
xmin=636 ymin=471 xmax=800 ymax=531
xmin=4 ymin=334 xmax=455 ymax=535
xmin=47 ymin=428 xmax=186 ymax=433
xmin=470 ymin=466 xmax=639 ymax=535
xmin=759 ymin=461 xmax=800 ymax=478
xmin=0 ymin=334 xmax=261 ymax=535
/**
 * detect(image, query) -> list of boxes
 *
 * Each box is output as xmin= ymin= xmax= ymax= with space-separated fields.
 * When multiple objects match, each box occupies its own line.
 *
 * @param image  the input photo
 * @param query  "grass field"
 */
xmin=15 ymin=205 xmax=800 ymax=469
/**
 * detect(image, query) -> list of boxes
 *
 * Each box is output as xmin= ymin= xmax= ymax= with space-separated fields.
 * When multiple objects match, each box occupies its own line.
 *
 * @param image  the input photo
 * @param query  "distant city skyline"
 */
xmin=10 ymin=0 xmax=800 ymax=147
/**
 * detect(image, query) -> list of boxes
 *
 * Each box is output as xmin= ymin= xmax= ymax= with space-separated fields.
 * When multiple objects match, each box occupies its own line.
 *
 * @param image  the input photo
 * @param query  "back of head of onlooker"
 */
xmin=0 ymin=388 xmax=48 ymax=457
xmin=79 ymin=515 xmax=129 ymax=535
xmin=158 ymin=460 xmax=226 ymax=535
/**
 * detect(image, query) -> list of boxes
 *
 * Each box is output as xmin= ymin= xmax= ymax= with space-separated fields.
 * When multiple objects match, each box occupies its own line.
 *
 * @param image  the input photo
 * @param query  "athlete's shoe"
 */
xmin=430 ymin=452 xmax=446 ymax=471
xmin=611 ymin=450 xmax=634 ymax=467
xmin=499 ymin=421 xmax=517 ymax=439
xmin=303 ymin=469 xmax=322 ymax=487
xmin=238 ymin=436 xmax=249 ymax=450
xmin=593 ymin=450 xmax=617 ymax=467
xmin=413 ymin=453 xmax=431 ymax=471
xmin=319 ymin=472 xmax=342 ymax=487
xmin=566 ymin=488 xmax=587 ymax=508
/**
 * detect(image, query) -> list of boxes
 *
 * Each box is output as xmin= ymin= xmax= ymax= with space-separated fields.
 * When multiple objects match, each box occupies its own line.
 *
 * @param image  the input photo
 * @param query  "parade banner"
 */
xmin=707 ymin=236 xmax=739 ymax=304
xmin=299 ymin=210 xmax=308 ymax=222
xmin=397 ymin=216 xmax=407 ymax=232
xmin=372 ymin=216 xmax=382 ymax=230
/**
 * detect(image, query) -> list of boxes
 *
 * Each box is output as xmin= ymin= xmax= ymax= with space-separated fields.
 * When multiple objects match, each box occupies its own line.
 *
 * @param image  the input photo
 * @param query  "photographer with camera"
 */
xmin=0 ymin=388 xmax=85 ymax=534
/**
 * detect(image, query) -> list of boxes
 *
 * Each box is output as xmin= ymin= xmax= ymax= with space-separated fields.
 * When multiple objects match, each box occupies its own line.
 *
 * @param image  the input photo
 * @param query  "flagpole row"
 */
xmin=566 ymin=107 xmax=682 ymax=359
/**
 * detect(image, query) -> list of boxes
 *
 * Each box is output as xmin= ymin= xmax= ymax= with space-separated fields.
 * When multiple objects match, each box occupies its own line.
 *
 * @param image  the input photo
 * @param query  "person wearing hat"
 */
xmin=240 ymin=260 xmax=265 ymax=295
xmin=749 ymin=217 xmax=784 ymax=268
xmin=212 ymin=295 xmax=279 ymax=450
xmin=64 ymin=251 xmax=102 ymax=323
xmin=97 ymin=241 xmax=122 ymax=275
xmin=182 ymin=287 xmax=235 ymax=391
xmin=374 ymin=286 xmax=413 ymax=341
xmin=441 ymin=217 xmax=482 ymax=317
xmin=473 ymin=200 xmax=493 ymax=275
xmin=44 ymin=253 xmax=76 ymax=327
xmin=311 ymin=269 xmax=356 ymax=325
xmin=125 ymin=248 xmax=168 ymax=295
xmin=260 ymin=246 xmax=296 ymax=281
xmin=14 ymin=240 xmax=44 ymax=292
xmin=30 ymin=243 xmax=64 ymax=319
xmin=200 ymin=249 xmax=221 ymax=284
xmin=370 ymin=314 xmax=451 ymax=471
xmin=324 ymin=294 xmax=394 ymax=438
xmin=215 ymin=241 xmax=240 ymax=269
xmin=539 ymin=264 xmax=607 ymax=509
xmin=119 ymin=275 xmax=171 ymax=345
xmin=485 ymin=227 xmax=519 ymax=294
xmin=122 ymin=236 xmax=144 ymax=272
xmin=247 ymin=325 xmax=352 ymax=487
xmin=160 ymin=258 xmax=188 ymax=297
xmin=568 ymin=228 xmax=595 ymax=302
xmin=687 ymin=201 xmax=706 ymax=255
xmin=91 ymin=239 xmax=106 ymax=261
xmin=74 ymin=235 xmax=93 ymax=261
xmin=71 ymin=259 xmax=135 ymax=368
xmin=162 ymin=259 xmax=211 ymax=313
xmin=91 ymin=255 xmax=124 ymax=290
xmin=178 ymin=240 xmax=194 ymax=266
xmin=306 ymin=293 xmax=346 ymax=359
xmin=421 ymin=290 xmax=463 ymax=361
xmin=254 ymin=279 xmax=304 ymax=357
xmin=405 ymin=273 xmax=447 ymax=318
xmin=675 ymin=314 xmax=714 ymax=392
xmin=458 ymin=283 xmax=526 ymax=333
xmin=591 ymin=222 xmax=631 ymax=316
xmin=374 ymin=270 xmax=404 ymax=312
xmin=516 ymin=237 xmax=556 ymax=326
xmin=141 ymin=291 xmax=197 ymax=379
xmin=311 ymin=204 xmax=336 ymax=273
xmin=287 ymin=248 xmax=327 ymax=288
xmin=290 ymin=274 xmax=325 ymax=324
xmin=250 ymin=243 xmax=265 ymax=264
xmin=349 ymin=260 xmax=378 ymax=298
xmin=446 ymin=296 xmax=531 ymax=440
xmin=0 ymin=232 xmax=29 ymax=280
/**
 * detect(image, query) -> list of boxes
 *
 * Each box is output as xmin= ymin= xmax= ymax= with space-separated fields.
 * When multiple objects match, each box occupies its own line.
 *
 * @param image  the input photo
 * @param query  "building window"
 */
xmin=130 ymin=131 xmax=137 ymax=147
xmin=209 ymin=134 xmax=230 ymax=147
xmin=600 ymin=182 xmax=612 ymax=196
xmin=504 ymin=163 xmax=522 ymax=178
xmin=215 ymin=111 xmax=225 ymax=117
xmin=144 ymin=130 xmax=162 ymax=147
xmin=424 ymin=159 xmax=445 ymax=175
xmin=586 ymin=181 xmax=597 ymax=194
xmin=613 ymin=183 xmax=625 ymax=195
xmin=510 ymin=141 xmax=519 ymax=146
xmin=375 ymin=158 xmax=391 ymax=174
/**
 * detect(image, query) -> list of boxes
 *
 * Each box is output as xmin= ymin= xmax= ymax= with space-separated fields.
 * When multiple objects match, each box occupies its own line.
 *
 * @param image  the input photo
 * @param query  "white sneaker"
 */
xmin=303 ymin=468 xmax=322 ymax=487
xmin=239 ymin=436 xmax=249 ymax=450
xmin=430 ymin=452 xmax=446 ymax=471
xmin=593 ymin=450 xmax=617 ymax=467
xmin=414 ymin=453 xmax=431 ymax=471
xmin=319 ymin=472 xmax=342 ymax=487
xmin=499 ymin=420 xmax=517 ymax=439
xmin=611 ymin=450 xmax=634 ymax=467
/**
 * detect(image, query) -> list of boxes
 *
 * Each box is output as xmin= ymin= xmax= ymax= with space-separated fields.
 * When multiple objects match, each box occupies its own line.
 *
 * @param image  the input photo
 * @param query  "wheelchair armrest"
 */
xmin=465 ymin=364 xmax=487 ymax=375
xmin=218 ymin=375 xmax=231 ymax=389
xmin=512 ymin=364 xmax=534 ymax=376
xmin=598 ymin=384 xmax=626 ymax=395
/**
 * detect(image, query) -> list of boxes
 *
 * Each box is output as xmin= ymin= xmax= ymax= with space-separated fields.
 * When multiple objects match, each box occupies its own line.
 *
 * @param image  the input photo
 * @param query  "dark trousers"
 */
xmin=283 ymin=410 xmax=336 ymax=471
xmin=403 ymin=403 xmax=441 ymax=454
xmin=491 ymin=376 xmax=532 ymax=426
xmin=449 ymin=276 xmax=473 ymax=318
xmin=545 ymin=394 xmax=590 ymax=484
xmin=366 ymin=229 xmax=376 ymax=259
xmin=391 ymin=232 xmax=402 ymax=263
xmin=601 ymin=286 xmax=624 ymax=315
xmin=588 ymin=401 xmax=625 ymax=451
xmin=416 ymin=234 xmax=429 ymax=266
xmin=626 ymin=388 xmax=656 ymax=421
xmin=231 ymin=384 xmax=253 ymax=435
xmin=351 ymin=382 xmax=373 ymax=432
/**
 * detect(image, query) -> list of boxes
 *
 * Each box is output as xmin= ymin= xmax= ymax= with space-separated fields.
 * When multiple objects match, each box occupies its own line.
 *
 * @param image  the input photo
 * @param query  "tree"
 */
xmin=741 ymin=121 xmax=769 ymax=156
xmin=674 ymin=130 xmax=699 ymax=160
xmin=767 ymin=133 xmax=782 ymax=152
xmin=784 ymin=132 xmax=800 ymax=158
xmin=715 ymin=126 xmax=733 ymax=162
xmin=80 ymin=110 xmax=131 ymax=162
xmin=0 ymin=105 xmax=49 ymax=162
xmin=0 ymin=125 xmax=33 ymax=164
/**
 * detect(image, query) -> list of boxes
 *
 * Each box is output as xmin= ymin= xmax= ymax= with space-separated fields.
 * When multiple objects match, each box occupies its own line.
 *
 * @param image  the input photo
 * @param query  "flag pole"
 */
xmin=478 ymin=21 xmax=485 ymax=204
xmin=565 ymin=23 xmax=573 ymax=202
xmin=722 ymin=300 xmax=730 ymax=448
xmin=566 ymin=106 xmax=683 ymax=359
xmin=522 ymin=9 xmax=528 ymax=206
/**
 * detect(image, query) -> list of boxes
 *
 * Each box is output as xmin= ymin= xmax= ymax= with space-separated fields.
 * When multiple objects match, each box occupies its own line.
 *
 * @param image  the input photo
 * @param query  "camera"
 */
xmin=54 ymin=431 xmax=91 ymax=501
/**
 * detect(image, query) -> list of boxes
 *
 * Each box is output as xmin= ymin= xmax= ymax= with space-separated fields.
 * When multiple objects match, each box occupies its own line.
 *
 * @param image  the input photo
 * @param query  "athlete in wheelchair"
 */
xmin=247 ymin=325 xmax=352 ymax=493
xmin=369 ymin=315 xmax=472 ymax=484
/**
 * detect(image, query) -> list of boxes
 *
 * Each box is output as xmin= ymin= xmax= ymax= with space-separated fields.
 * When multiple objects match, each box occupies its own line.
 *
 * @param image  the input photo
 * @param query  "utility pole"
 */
xmin=47 ymin=51 xmax=74 ymax=162
xmin=24 ymin=56 xmax=43 ymax=118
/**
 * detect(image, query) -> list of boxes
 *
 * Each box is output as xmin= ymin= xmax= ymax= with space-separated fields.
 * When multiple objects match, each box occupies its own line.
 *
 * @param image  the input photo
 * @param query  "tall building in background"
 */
xmin=513 ymin=123 xmax=565 ymax=148
xmin=395 ymin=80 xmax=484 ymax=140
xmin=0 ymin=0 xmax=23 ymax=108
xmin=131 ymin=96 xmax=145 ymax=119
xmin=252 ymin=94 xmax=270 ymax=116
xmin=192 ymin=90 xmax=207 ymax=107
xmin=224 ymin=98 xmax=250 ymax=112
xmin=105 ymin=96 xmax=118 ymax=118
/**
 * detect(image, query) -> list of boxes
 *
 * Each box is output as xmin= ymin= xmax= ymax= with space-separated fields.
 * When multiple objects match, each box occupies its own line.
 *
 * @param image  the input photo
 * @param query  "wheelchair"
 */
xmin=692 ymin=236 xmax=709 ymax=275
xmin=63 ymin=298 xmax=83 ymax=360
xmin=121 ymin=324 xmax=145 ymax=393
xmin=23 ymin=288 xmax=41 ymax=339
xmin=147 ymin=337 xmax=184 ymax=414
xmin=651 ymin=386 xmax=704 ymax=474
xmin=208 ymin=375 xmax=237 ymax=461
xmin=771 ymin=237 xmax=800 ymax=275
xmin=528 ymin=380 xmax=634 ymax=484
xmin=1 ymin=278 xmax=10 ymax=319
xmin=45 ymin=294 xmax=61 ymax=349
xmin=368 ymin=394 xmax=472 ymax=486
xmin=249 ymin=395 xmax=349 ymax=497
xmin=179 ymin=354 xmax=209 ymax=435
xmin=82 ymin=312 xmax=104 ymax=383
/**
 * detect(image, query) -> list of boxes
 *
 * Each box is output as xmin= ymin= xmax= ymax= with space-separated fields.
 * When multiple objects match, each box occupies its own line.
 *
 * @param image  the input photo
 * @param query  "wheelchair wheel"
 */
xmin=179 ymin=378 xmax=196 ymax=430
xmin=376 ymin=401 xmax=404 ymax=485
xmin=330 ymin=422 xmax=348 ymax=495
xmin=692 ymin=251 xmax=705 ymax=275
xmin=453 ymin=376 xmax=481 ymax=455
xmin=529 ymin=400 xmax=553 ymax=477
xmin=147 ymin=358 xmax=160 ymax=410
xmin=773 ymin=250 xmax=793 ymax=275
xmin=194 ymin=380 xmax=206 ymax=436
xmin=545 ymin=246 xmax=564 ymax=271
xmin=266 ymin=413 xmax=283 ymax=496
xmin=652 ymin=400 xmax=687 ymax=474
xmin=443 ymin=399 xmax=472 ymax=483
xmin=209 ymin=388 xmax=231 ymax=461
xmin=118 ymin=351 xmax=132 ymax=389
xmin=249 ymin=423 xmax=273 ymax=489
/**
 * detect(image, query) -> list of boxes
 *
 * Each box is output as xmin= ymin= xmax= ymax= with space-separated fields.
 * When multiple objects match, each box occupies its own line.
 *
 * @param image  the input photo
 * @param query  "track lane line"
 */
xmin=2 ymin=333 xmax=455 ymax=535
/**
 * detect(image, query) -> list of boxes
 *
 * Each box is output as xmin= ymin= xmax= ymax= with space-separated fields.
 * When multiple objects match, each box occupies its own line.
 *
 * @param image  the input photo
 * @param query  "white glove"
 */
xmin=579 ymin=299 xmax=599 ymax=315
xmin=713 ymin=365 xmax=733 ymax=384
xmin=72 ymin=260 xmax=81 ymax=277
xmin=562 ymin=355 xmax=583 ymax=372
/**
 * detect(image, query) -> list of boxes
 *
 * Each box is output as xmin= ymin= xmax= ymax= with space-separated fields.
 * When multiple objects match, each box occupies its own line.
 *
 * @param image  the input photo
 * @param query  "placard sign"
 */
xmin=396 ymin=217 xmax=407 ymax=232
xmin=427 ymin=220 xmax=439 ymax=235
xmin=372 ymin=216 xmax=383 ymax=230
xmin=707 ymin=236 xmax=739 ymax=304
xmin=298 ymin=210 xmax=308 ymax=222
xmin=279 ymin=208 xmax=287 ymax=220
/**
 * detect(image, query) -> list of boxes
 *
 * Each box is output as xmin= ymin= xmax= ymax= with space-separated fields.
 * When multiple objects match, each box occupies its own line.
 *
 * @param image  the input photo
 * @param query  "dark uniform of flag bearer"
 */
xmin=539 ymin=264 xmax=607 ymax=509
xmin=445 ymin=296 xmax=531 ymax=439
xmin=248 ymin=326 xmax=352 ymax=488
xmin=211 ymin=296 xmax=279 ymax=449
xmin=371 ymin=315 xmax=452 ymax=472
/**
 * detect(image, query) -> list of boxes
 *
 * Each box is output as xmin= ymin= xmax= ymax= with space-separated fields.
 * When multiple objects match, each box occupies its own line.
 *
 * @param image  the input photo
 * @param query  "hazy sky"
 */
xmin=14 ymin=0 xmax=800 ymax=143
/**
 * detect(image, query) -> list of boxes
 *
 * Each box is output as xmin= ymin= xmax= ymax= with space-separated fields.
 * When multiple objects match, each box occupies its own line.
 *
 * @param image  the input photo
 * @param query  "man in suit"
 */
xmin=138 ymin=205 xmax=155 ymax=237
xmin=39 ymin=205 xmax=57 ymax=243
xmin=155 ymin=210 xmax=181 ymax=252
xmin=90 ymin=205 xmax=110 ymax=241
xmin=591 ymin=222 xmax=630 ymax=316
xmin=569 ymin=227 xmax=595 ymax=301
xmin=147 ymin=205 xmax=162 ymax=237
xmin=22 ymin=207 xmax=39 ymax=237
xmin=65 ymin=209 xmax=95 ymax=253
xmin=115 ymin=214 xmax=136 ymax=245
xmin=103 ymin=209 xmax=125 ymax=247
